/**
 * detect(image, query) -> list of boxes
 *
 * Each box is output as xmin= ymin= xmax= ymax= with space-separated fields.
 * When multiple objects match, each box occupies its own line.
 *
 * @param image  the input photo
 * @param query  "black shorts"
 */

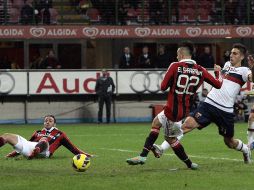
xmin=189 ymin=102 xmax=235 ymax=138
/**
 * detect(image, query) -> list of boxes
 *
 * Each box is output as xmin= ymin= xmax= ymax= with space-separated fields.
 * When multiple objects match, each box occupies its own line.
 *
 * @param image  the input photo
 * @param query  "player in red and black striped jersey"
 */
xmin=126 ymin=41 xmax=222 ymax=169
xmin=0 ymin=115 xmax=92 ymax=159
xmin=162 ymin=55 xmax=222 ymax=122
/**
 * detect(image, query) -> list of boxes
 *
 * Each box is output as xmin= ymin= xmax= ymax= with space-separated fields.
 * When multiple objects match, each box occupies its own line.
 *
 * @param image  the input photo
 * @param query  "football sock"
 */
xmin=170 ymin=140 xmax=192 ymax=168
xmin=0 ymin=136 xmax=5 ymax=147
xmin=140 ymin=127 xmax=160 ymax=157
xmin=161 ymin=140 xmax=170 ymax=151
xmin=235 ymin=139 xmax=248 ymax=153
xmin=247 ymin=121 xmax=254 ymax=145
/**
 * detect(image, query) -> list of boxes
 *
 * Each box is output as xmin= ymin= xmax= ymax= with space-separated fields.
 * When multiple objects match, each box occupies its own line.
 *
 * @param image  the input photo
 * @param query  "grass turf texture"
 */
xmin=0 ymin=122 xmax=253 ymax=190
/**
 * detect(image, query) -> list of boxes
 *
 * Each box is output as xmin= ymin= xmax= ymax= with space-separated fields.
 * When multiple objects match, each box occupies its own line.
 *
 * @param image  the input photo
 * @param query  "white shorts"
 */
xmin=14 ymin=135 xmax=50 ymax=158
xmin=157 ymin=110 xmax=183 ymax=138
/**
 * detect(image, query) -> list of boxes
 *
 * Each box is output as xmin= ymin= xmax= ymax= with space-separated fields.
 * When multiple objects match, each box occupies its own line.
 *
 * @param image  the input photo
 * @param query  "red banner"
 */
xmin=0 ymin=25 xmax=254 ymax=39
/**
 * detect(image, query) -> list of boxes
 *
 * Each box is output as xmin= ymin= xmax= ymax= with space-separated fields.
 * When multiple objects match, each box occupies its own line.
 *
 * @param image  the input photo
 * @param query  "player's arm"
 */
xmin=28 ymin=131 xmax=38 ymax=141
xmin=160 ymin=63 xmax=175 ymax=91
xmin=60 ymin=133 xmax=92 ymax=157
xmin=203 ymin=65 xmax=222 ymax=89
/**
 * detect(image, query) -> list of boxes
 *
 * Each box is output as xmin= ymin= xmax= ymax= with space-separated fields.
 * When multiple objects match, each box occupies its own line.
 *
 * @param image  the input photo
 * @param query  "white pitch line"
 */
xmin=99 ymin=148 xmax=243 ymax=162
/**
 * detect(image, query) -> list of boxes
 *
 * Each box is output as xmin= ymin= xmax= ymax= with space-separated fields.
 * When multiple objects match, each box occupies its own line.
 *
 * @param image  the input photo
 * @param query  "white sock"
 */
xmin=161 ymin=140 xmax=170 ymax=151
xmin=236 ymin=139 xmax=248 ymax=154
xmin=247 ymin=121 xmax=254 ymax=145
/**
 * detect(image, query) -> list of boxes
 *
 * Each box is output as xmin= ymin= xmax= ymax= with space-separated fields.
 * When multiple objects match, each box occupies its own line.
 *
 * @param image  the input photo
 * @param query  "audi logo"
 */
xmin=0 ymin=73 xmax=15 ymax=94
xmin=129 ymin=71 xmax=165 ymax=93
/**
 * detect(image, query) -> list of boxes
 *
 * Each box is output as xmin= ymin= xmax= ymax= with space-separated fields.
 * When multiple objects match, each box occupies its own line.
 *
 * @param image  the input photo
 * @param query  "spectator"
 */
xmin=198 ymin=46 xmax=214 ymax=68
xmin=225 ymin=0 xmax=236 ymax=24
xmin=10 ymin=59 xmax=20 ymax=69
xmin=149 ymin=0 xmax=164 ymax=25
xmin=138 ymin=46 xmax=154 ymax=68
xmin=95 ymin=69 xmax=115 ymax=124
xmin=235 ymin=0 xmax=246 ymax=24
xmin=250 ymin=0 xmax=254 ymax=24
xmin=211 ymin=0 xmax=222 ymax=24
xmin=155 ymin=45 xmax=171 ymax=68
xmin=39 ymin=0 xmax=53 ymax=24
xmin=40 ymin=50 xmax=61 ymax=69
xmin=20 ymin=0 xmax=34 ymax=24
xmin=119 ymin=46 xmax=135 ymax=69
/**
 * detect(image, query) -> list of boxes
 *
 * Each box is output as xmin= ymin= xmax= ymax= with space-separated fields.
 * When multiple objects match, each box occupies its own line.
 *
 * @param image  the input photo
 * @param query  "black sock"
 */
xmin=170 ymin=140 xmax=192 ymax=168
xmin=140 ymin=128 xmax=159 ymax=157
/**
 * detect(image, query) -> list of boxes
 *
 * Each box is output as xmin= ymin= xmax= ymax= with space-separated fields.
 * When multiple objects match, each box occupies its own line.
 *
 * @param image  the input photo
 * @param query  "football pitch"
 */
xmin=0 ymin=122 xmax=253 ymax=190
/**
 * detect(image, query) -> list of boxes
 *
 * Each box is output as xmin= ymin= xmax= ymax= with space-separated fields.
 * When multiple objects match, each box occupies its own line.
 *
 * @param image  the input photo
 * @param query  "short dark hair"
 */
xmin=233 ymin=43 xmax=247 ymax=56
xmin=44 ymin=115 xmax=56 ymax=123
xmin=179 ymin=41 xmax=194 ymax=56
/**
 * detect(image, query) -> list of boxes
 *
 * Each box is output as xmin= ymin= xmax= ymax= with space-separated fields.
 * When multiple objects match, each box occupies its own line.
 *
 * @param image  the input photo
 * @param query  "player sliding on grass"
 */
xmin=0 ymin=115 xmax=92 ymax=159
xmin=153 ymin=43 xmax=253 ymax=164
xmin=126 ymin=41 xmax=223 ymax=169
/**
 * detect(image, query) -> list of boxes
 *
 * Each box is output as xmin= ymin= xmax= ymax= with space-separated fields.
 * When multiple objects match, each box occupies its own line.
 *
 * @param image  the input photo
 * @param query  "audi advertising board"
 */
xmin=0 ymin=72 xmax=27 ymax=95
xmin=0 ymin=71 xmax=252 ymax=95
xmin=28 ymin=71 xmax=116 ymax=95
xmin=117 ymin=71 xmax=166 ymax=94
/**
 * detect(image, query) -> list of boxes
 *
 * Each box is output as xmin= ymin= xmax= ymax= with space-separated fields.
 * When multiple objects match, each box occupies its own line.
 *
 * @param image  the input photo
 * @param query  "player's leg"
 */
xmin=165 ymin=136 xmax=198 ymax=170
xmin=217 ymin=110 xmax=251 ymax=164
xmin=0 ymin=133 xmax=19 ymax=147
xmin=247 ymin=105 xmax=254 ymax=145
xmin=28 ymin=137 xmax=49 ymax=159
xmin=126 ymin=115 xmax=162 ymax=165
xmin=97 ymin=95 xmax=104 ymax=123
xmin=152 ymin=116 xmax=200 ymax=158
xmin=152 ymin=134 xmax=183 ymax=158
xmin=224 ymin=136 xmax=251 ymax=164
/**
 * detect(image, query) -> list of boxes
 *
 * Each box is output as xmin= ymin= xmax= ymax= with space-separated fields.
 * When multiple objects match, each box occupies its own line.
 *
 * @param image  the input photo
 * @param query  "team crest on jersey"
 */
xmin=195 ymin=112 xmax=202 ymax=119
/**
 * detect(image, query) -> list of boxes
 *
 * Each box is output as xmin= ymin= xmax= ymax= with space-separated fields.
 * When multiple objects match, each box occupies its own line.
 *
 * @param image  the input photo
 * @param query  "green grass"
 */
xmin=0 ymin=122 xmax=253 ymax=190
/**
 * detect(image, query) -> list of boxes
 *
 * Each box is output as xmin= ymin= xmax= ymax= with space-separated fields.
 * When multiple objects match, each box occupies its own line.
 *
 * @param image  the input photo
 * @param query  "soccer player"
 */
xmin=153 ymin=43 xmax=252 ymax=164
xmin=0 ymin=115 xmax=92 ymax=159
xmin=246 ymin=55 xmax=254 ymax=146
xmin=126 ymin=41 xmax=222 ymax=169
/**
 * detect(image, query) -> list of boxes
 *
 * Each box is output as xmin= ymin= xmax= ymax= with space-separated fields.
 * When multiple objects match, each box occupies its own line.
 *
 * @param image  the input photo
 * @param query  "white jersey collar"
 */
xmin=179 ymin=59 xmax=196 ymax=64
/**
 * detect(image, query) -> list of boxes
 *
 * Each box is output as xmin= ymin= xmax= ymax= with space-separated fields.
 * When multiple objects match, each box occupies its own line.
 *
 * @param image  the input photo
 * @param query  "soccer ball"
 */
xmin=72 ymin=154 xmax=91 ymax=172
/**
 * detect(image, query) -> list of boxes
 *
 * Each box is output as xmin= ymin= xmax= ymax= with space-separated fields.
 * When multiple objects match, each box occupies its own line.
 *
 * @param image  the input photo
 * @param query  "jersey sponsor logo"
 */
xmin=129 ymin=71 xmax=165 ymax=93
xmin=0 ymin=73 xmax=15 ymax=94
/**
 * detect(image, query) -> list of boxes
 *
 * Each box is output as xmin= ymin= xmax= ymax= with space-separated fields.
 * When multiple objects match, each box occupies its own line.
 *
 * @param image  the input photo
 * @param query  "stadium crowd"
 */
xmin=0 ymin=0 xmax=254 ymax=25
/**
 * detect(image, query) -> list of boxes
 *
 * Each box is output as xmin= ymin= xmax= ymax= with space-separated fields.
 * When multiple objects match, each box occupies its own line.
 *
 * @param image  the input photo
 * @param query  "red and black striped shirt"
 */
xmin=29 ymin=127 xmax=85 ymax=157
xmin=161 ymin=59 xmax=222 ymax=122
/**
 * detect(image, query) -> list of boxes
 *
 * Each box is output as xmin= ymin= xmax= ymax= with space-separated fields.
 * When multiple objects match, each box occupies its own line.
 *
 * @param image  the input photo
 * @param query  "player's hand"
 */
xmin=248 ymin=54 xmax=254 ymax=68
xmin=214 ymin=64 xmax=221 ymax=72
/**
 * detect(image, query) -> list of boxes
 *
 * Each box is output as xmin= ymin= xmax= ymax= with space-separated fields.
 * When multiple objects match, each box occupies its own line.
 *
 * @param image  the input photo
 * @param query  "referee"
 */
xmin=95 ymin=69 xmax=115 ymax=124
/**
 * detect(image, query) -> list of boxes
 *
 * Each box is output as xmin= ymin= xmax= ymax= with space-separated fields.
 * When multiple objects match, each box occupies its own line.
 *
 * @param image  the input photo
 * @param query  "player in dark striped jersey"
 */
xmin=126 ymin=42 xmax=222 ymax=169
xmin=0 ymin=115 xmax=92 ymax=159
xmin=154 ymin=43 xmax=253 ymax=164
